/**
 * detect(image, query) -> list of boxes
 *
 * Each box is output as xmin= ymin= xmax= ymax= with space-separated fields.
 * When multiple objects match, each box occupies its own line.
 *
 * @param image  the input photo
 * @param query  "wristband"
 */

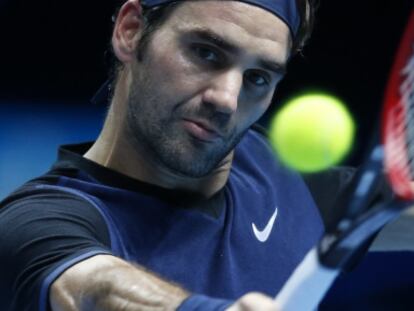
xmin=177 ymin=294 xmax=233 ymax=311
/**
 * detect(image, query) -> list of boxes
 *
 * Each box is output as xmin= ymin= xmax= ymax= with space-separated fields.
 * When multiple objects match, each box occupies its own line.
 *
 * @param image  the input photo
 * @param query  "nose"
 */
xmin=202 ymin=69 xmax=243 ymax=114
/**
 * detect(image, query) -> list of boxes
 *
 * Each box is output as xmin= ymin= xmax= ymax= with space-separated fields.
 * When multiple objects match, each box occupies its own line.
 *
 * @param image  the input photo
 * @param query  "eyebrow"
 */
xmin=259 ymin=59 xmax=287 ymax=76
xmin=188 ymin=28 xmax=287 ymax=75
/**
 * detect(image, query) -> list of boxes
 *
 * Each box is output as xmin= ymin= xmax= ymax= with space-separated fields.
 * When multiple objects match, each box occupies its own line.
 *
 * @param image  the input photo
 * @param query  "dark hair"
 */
xmin=109 ymin=1 xmax=182 ymax=77
xmin=294 ymin=0 xmax=319 ymax=54
xmin=137 ymin=2 xmax=184 ymax=60
xmin=100 ymin=1 xmax=182 ymax=102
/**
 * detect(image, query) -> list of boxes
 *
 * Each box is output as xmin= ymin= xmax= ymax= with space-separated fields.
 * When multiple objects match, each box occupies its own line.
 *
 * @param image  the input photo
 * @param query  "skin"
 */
xmin=51 ymin=1 xmax=292 ymax=310
xmin=84 ymin=0 xmax=291 ymax=198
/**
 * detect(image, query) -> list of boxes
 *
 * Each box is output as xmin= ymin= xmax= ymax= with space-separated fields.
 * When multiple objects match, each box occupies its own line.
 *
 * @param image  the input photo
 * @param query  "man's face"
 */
xmin=125 ymin=1 xmax=291 ymax=178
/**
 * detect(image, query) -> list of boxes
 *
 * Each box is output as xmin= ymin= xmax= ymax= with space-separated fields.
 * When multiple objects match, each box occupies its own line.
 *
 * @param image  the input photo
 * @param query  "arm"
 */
xmin=50 ymin=254 xmax=189 ymax=311
xmin=50 ymin=255 xmax=280 ymax=311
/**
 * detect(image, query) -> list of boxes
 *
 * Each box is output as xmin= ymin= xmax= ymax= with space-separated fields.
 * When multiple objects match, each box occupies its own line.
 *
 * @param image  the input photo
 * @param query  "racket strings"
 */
xmin=401 ymin=53 xmax=414 ymax=179
xmin=385 ymin=49 xmax=414 ymax=200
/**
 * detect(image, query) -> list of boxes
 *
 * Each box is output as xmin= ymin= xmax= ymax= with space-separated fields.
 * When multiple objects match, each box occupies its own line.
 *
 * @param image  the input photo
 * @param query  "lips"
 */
xmin=182 ymin=119 xmax=223 ymax=142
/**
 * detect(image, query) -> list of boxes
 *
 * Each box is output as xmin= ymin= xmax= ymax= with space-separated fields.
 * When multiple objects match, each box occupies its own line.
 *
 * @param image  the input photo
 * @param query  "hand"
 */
xmin=226 ymin=292 xmax=280 ymax=311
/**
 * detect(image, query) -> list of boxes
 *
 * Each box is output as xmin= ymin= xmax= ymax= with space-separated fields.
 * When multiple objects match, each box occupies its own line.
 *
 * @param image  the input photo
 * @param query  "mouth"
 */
xmin=182 ymin=119 xmax=223 ymax=142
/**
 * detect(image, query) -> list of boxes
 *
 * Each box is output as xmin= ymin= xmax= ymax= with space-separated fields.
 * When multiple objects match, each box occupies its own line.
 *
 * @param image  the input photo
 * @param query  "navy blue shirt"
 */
xmin=0 ymin=127 xmax=324 ymax=311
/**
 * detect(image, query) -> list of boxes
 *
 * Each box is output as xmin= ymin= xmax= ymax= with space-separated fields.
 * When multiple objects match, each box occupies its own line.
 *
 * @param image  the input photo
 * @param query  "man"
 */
xmin=0 ymin=0 xmax=323 ymax=310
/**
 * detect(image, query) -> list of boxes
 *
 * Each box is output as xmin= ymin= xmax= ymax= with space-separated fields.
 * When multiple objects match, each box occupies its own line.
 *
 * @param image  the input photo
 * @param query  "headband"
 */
xmin=141 ymin=0 xmax=300 ymax=37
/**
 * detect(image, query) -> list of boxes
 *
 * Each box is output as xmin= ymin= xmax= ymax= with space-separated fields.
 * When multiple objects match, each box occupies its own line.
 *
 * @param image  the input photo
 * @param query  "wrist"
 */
xmin=177 ymin=294 xmax=233 ymax=311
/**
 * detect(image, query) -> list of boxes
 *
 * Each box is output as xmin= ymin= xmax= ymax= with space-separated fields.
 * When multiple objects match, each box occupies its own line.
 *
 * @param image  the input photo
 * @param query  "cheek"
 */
xmin=229 ymin=103 xmax=266 ymax=138
xmin=146 ymin=52 xmax=198 ymax=99
xmin=238 ymin=97 xmax=272 ymax=124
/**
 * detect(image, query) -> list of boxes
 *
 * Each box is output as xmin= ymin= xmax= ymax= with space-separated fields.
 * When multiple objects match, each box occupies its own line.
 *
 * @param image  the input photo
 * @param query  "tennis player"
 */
xmin=0 ymin=0 xmax=323 ymax=310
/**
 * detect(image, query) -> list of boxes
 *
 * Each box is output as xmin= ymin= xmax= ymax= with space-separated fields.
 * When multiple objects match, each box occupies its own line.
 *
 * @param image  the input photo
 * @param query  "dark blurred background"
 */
xmin=0 ymin=0 xmax=413 ymax=198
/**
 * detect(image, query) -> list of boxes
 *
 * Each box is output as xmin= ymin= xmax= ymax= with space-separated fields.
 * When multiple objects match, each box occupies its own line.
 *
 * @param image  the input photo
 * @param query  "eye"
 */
xmin=245 ymin=71 xmax=270 ymax=87
xmin=192 ymin=45 xmax=221 ymax=64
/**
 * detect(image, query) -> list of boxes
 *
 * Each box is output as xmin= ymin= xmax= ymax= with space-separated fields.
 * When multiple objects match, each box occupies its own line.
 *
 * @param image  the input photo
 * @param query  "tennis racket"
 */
xmin=275 ymin=9 xmax=414 ymax=310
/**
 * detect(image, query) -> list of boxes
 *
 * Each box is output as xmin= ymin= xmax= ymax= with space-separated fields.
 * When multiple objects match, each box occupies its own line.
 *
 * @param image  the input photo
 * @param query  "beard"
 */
xmin=125 ymin=67 xmax=247 ymax=178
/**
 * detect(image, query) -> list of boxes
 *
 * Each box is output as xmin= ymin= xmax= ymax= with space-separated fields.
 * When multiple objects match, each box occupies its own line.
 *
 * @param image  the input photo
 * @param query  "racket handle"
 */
xmin=275 ymin=248 xmax=339 ymax=311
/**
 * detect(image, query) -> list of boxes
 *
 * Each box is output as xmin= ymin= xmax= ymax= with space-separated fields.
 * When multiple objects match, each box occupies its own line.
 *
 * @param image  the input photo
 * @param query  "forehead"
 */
xmin=162 ymin=0 xmax=292 ymax=62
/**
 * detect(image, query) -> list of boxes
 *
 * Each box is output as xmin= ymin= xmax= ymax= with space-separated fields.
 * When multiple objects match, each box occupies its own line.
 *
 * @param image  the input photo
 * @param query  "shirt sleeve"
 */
xmin=0 ymin=188 xmax=113 ymax=311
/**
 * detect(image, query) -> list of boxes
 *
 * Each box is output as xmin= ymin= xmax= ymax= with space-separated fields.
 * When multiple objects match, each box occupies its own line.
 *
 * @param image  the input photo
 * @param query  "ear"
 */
xmin=112 ymin=0 xmax=144 ymax=63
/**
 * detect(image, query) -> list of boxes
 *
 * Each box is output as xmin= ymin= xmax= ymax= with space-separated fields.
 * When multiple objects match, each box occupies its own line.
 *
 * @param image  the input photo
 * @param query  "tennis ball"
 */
xmin=269 ymin=93 xmax=355 ymax=173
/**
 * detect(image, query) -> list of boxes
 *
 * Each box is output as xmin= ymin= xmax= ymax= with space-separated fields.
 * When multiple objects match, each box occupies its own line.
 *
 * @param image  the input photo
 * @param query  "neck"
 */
xmin=84 ymin=70 xmax=232 ymax=198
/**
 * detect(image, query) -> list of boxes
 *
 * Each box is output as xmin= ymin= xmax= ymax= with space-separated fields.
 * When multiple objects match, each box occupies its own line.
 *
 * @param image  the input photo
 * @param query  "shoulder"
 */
xmin=0 ymin=176 xmax=111 ymax=244
xmin=0 ymin=175 xmax=112 ymax=311
xmin=2 ymin=176 xmax=91 ymax=213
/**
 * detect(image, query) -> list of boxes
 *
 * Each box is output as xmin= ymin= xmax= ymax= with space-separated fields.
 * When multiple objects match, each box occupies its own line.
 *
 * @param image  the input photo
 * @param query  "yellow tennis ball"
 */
xmin=269 ymin=93 xmax=355 ymax=173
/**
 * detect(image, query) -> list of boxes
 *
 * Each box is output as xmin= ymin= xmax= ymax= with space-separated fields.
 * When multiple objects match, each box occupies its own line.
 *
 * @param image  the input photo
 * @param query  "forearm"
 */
xmin=50 ymin=254 xmax=189 ymax=311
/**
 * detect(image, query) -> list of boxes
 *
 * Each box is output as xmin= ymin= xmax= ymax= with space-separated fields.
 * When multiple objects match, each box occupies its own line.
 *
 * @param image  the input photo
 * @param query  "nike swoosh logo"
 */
xmin=252 ymin=206 xmax=278 ymax=243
